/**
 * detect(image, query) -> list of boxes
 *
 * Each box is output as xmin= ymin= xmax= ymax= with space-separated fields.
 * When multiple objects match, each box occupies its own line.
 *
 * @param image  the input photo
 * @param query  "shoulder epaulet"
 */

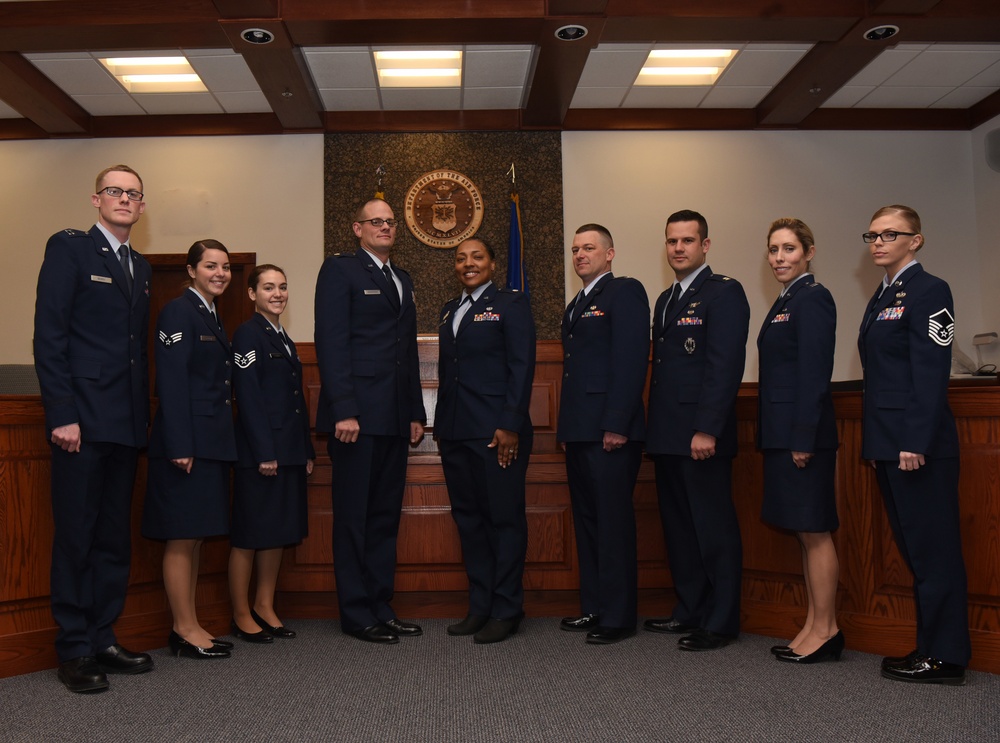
xmin=707 ymin=273 xmax=733 ymax=282
xmin=62 ymin=228 xmax=88 ymax=237
xmin=498 ymin=286 xmax=519 ymax=294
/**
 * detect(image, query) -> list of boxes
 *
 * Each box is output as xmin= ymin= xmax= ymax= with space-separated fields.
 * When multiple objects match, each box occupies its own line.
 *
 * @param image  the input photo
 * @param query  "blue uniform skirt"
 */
xmin=230 ymin=465 xmax=308 ymax=549
xmin=761 ymin=448 xmax=839 ymax=533
xmin=142 ymin=458 xmax=231 ymax=540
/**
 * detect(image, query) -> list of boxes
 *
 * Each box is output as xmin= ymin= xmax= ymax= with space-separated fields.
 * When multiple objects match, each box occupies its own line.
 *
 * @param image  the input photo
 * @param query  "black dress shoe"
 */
xmin=383 ymin=618 xmax=422 ymax=637
xmin=473 ymin=615 xmax=523 ymax=645
xmin=881 ymin=648 xmax=919 ymax=669
xmin=643 ymin=617 xmax=697 ymax=634
xmin=678 ymin=629 xmax=734 ymax=651
xmin=211 ymin=638 xmax=234 ymax=649
xmin=168 ymin=631 xmax=231 ymax=659
xmin=57 ymin=657 xmax=109 ymax=694
xmin=251 ymin=608 xmax=296 ymax=639
xmin=348 ymin=624 xmax=399 ymax=644
xmin=447 ymin=614 xmax=489 ymax=636
xmin=775 ymin=631 xmax=845 ymax=664
xmin=560 ymin=614 xmax=599 ymax=632
xmin=770 ymin=645 xmax=793 ymax=656
xmin=585 ymin=626 xmax=636 ymax=645
xmin=231 ymin=619 xmax=274 ymax=644
xmin=96 ymin=644 xmax=154 ymax=674
xmin=880 ymin=655 xmax=966 ymax=685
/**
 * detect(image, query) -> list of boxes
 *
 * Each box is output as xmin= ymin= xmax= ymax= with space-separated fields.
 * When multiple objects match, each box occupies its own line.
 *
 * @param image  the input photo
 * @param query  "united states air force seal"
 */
xmin=404 ymin=170 xmax=484 ymax=249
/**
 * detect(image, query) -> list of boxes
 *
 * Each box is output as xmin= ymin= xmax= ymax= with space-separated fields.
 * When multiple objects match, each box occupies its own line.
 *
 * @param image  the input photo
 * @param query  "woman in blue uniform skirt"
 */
xmin=756 ymin=218 xmax=842 ymax=664
xmin=229 ymin=265 xmax=314 ymax=643
xmin=143 ymin=239 xmax=236 ymax=659
xmin=435 ymin=238 xmax=536 ymax=644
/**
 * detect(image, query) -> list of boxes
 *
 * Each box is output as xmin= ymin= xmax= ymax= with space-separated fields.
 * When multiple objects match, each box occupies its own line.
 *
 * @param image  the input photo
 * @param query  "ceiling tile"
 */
xmin=886 ymin=50 xmax=1000 ymax=87
xmin=853 ymin=86 xmax=955 ymax=108
xmin=701 ymin=86 xmax=771 ymax=108
xmin=380 ymin=88 xmax=461 ymax=110
xmin=846 ymin=49 xmax=921 ymax=86
xmin=318 ymin=88 xmax=381 ymax=111
xmin=463 ymin=87 xmax=523 ymax=109
xmin=930 ymin=87 xmax=999 ymax=108
xmin=623 ymin=86 xmax=711 ymax=108
xmin=188 ymin=54 xmax=261 ymax=92
xmin=304 ymin=48 xmax=376 ymax=89
xmin=131 ymin=92 xmax=224 ymax=115
xmin=72 ymin=94 xmax=146 ymax=116
xmin=718 ymin=49 xmax=809 ymax=87
xmin=820 ymin=86 xmax=875 ymax=108
xmin=28 ymin=58 xmax=122 ymax=96
xmin=577 ymin=48 xmax=649 ymax=87
xmin=570 ymin=87 xmax=629 ymax=109
xmin=214 ymin=91 xmax=271 ymax=114
xmin=464 ymin=49 xmax=531 ymax=88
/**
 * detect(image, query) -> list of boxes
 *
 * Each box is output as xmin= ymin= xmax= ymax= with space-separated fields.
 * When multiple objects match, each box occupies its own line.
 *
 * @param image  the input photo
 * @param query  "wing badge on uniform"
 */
xmin=234 ymin=350 xmax=257 ymax=368
xmin=158 ymin=330 xmax=183 ymax=346
xmin=928 ymin=308 xmax=955 ymax=347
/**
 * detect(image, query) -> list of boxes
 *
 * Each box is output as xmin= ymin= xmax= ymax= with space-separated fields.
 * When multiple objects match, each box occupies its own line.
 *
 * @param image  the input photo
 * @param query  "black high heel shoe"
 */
xmin=251 ymin=608 xmax=296 ymax=639
xmin=231 ymin=619 xmax=274 ymax=644
xmin=168 ymin=631 xmax=231 ymax=659
xmin=775 ymin=631 xmax=845 ymax=664
xmin=770 ymin=644 xmax=792 ymax=656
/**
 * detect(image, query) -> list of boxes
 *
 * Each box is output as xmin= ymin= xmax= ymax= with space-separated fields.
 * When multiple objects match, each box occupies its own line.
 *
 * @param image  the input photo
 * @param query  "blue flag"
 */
xmin=506 ymin=192 xmax=529 ymax=297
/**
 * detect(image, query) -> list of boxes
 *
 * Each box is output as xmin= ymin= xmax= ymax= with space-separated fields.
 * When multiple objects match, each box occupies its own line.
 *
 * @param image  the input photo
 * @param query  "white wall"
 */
xmin=563 ymin=130 xmax=986 ymax=381
xmin=5 ymin=128 xmax=995 ymax=380
xmin=3 ymin=135 xmax=323 ymax=364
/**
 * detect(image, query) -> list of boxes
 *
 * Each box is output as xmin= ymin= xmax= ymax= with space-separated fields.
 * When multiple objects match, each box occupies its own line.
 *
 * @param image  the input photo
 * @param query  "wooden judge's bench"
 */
xmin=2 ymin=338 xmax=999 ymax=677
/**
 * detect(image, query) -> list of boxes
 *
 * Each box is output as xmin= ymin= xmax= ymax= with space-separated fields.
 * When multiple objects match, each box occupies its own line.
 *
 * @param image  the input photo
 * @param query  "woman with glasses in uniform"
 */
xmin=858 ymin=205 xmax=970 ymax=685
xmin=143 ymin=239 xmax=236 ymax=659
xmin=229 ymin=264 xmax=314 ymax=644
xmin=757 ymin=218 xmax=842 ymax=664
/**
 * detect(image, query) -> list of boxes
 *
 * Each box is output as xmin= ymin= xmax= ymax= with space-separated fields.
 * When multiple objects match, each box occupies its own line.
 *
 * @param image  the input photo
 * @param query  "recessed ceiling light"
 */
xmin=99 ymin=56 xmax=206 ymax=93
xmin=374 ymin=50 xmax=463 ymax=88
xmin=635 ymin=48 xmax=736 ymax=86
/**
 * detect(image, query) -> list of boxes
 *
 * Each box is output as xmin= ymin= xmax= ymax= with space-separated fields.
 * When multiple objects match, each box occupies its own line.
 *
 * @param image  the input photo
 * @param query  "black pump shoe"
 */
xmin=775 ymin=631 xmax=844 ymax=664
xmin=168 ymin=631 xmax=231 ymax=659
xmin=251 ymin=608 xmax=296 ymax=639
xmin=231 ymin=619 xmax=274 ymax=644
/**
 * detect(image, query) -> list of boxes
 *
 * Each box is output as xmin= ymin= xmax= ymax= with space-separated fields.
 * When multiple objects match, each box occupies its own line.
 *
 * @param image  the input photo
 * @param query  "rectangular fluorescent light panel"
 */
xmin=374 ymin=50 xmax=462 ymax=88
xmin=635 ymin=48 xmax=735 ymax=86
xmin=99 ymin=56 xmax=207 ymax=93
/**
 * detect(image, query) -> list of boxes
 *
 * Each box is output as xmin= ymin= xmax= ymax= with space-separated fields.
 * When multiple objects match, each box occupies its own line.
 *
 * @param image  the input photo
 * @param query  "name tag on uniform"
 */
xmin=199 ymin=335 xmax=216 ymax=341
xmin=269 ymin=352 xmax=283 ymax=358
xmin=364 ymin=289 xmax=381 ymax=295
xmin=90 ymin=274 xmax=113 ymax=284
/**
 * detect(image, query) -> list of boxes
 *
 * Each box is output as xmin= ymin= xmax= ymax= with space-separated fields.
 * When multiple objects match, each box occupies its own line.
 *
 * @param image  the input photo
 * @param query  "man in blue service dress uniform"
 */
xmin=645 ymin=210 xmax=750 ymax=651
xmin=557 ymin=223 xmax=650 ymax=645
xmin=314 ymin=198 xmax=427 ymax=644
xmin=33 ymin=165 xmax=154 ymax=693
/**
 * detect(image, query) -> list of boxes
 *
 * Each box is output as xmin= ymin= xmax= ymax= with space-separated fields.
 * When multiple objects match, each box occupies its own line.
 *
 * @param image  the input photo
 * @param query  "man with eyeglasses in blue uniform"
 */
xmin=34 ymin=165 xmax=154 ymax=693
xmin=315 ymin=198 xmax=427 ymax=644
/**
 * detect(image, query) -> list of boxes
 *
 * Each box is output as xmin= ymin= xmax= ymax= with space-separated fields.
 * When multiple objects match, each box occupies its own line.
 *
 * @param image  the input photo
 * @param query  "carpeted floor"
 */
xmin=3 ymin=619 xmax=997 ymax=742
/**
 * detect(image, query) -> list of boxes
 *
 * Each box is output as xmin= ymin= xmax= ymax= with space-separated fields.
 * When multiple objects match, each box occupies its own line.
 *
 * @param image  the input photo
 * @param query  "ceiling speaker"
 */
xmin=986 ymin=129 xmax=1000 ymax=173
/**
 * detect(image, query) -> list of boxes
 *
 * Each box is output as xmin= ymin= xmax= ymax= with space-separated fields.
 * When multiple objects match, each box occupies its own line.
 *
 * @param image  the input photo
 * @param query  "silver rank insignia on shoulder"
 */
xmin=158 ymin=330 xmax=183 ymax=346
xmin=928 ymin=308 xmax=955 ymax=347
xmin=235 ymin=351 xmax=257 ymax=368
xmin=685 ymin=338 xmax=696 ymax=354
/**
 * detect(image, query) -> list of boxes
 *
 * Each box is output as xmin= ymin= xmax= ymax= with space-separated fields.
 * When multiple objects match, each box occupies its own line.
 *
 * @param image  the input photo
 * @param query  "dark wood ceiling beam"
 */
xmin=522 ymin=18 xmax=605 ymax=128
xmin=870 ymin=0 xmax=943 ymax=13
xmin=0 ymin=51 xmax=90 ymax=134
xmin=322 ymin=109 xmax=523 ymax=132
xmin=218 ymin=20 xmax=322 ymax=130
xmin=970 ymin=89 xmax=1000 ymax=129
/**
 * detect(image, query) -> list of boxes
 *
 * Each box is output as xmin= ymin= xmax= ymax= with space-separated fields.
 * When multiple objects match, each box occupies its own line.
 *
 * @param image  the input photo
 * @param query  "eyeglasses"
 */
xmin=98 ymin=186 xmax=143 ymax=202
xmin=861 ymin=230 xmax=917 ymax=243
xmin=357 ymin=217 xmax=398 ymax=228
